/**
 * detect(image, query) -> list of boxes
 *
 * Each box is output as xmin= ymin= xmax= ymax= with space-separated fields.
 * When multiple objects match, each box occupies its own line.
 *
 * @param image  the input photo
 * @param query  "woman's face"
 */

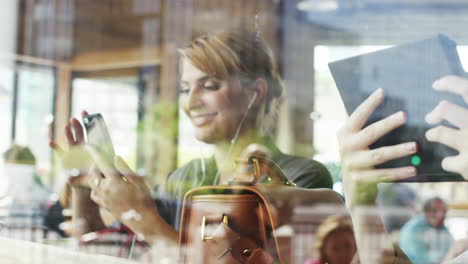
xmin=425 ymin=200 xmax=447 ymax=228
xmin=179 ymin=58 xmax=254 ymax=144
xmin=322 ymin=230 xmax=356 ymax=264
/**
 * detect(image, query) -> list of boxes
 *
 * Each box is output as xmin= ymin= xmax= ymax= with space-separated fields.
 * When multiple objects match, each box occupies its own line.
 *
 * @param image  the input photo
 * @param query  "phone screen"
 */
xmin=83 ymin=113 xmax=115 ymax=165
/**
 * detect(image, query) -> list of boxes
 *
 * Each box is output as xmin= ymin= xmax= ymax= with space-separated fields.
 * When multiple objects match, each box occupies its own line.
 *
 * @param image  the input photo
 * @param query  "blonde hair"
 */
xmin=314 ymin=216 xmax=355 ymax=263
xmin=179 ymin=29 xmax=283 ymax=136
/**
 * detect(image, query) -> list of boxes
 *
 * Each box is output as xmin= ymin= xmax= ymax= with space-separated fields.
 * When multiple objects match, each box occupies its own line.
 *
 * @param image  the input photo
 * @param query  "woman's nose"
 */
xmin=185 ymin=85 xmax=203 ymax=109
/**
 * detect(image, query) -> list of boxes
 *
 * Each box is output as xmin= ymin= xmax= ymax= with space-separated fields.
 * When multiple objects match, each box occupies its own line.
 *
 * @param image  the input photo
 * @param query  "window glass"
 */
xmin=0 ymin=64 xmax=14 ymax=195
xmin=71 ymin=77 xmax=139 ymax=169
xmin=2 ymin=1 xmax=468 ymax=263
xmin=15 ymin=66 xmax=55 ymax=176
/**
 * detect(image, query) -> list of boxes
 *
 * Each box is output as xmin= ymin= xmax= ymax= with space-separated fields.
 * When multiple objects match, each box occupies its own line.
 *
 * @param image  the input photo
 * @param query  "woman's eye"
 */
xmin=179 ymin=85 xmax=189 ymax=94
xmin=202 ymin=81 xmax=220 ymax=91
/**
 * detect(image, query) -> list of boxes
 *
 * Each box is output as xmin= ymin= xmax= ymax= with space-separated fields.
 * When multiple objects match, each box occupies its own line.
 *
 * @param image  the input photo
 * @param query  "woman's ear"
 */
xmin=251 ymin=78 xmax=268 ymax=107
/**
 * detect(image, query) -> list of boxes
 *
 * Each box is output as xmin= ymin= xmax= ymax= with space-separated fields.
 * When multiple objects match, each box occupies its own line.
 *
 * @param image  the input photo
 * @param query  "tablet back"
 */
xmin=329 ymin=34 xmax=466 ymax=182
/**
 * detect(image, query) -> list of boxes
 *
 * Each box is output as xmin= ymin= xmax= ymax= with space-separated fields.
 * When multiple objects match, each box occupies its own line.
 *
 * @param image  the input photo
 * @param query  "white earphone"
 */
xmin=247 ymin=91 xmax=257 ymax=109
xmin=228 ymin=90 xmax=257 ymax=145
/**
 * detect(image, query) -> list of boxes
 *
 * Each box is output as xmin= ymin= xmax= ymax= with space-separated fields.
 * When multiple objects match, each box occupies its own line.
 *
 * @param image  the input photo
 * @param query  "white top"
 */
xmin=445 ymin=250 xmax=468 ymax=264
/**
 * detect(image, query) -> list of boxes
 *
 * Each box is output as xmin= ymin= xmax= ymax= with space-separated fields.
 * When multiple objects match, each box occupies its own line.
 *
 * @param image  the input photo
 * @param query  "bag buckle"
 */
xmin=201 ymin=215 xmax=229 ymax=241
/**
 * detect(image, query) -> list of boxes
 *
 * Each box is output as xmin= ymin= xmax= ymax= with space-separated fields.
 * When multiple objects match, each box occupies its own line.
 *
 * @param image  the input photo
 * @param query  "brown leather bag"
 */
xmin=178 ymin=156 xmax=346 ymax=264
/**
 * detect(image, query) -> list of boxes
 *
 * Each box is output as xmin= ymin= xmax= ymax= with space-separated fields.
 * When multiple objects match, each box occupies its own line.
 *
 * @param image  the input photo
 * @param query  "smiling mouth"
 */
xmin=190 ymin=112 xmax=217 ymax=126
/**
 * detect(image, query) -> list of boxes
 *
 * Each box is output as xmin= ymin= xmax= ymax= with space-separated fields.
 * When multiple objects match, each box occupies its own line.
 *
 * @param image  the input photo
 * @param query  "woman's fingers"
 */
xmin=88 ymin=166 xmax=112 ymax=207
xmin=63 ymin=111 xmax=89 ymax=146
xmin=426 ymin=125 xmax=466 ymax=151
xmin=344 ymin=142 xmax=417 ymax=169
xmin=65 ymin=124 xmax=75 ymax=144
xmin=71 ymin=118 xmax=85 ymax=144
xmin=345 ymin=88 xmax=384 ymax=132
xmin=425 ymin=100 xmax=468 ymax=129
xmin=349 ymin=166 xmax=417 ymax=184
xmin=351 ymin=111 xmax=407 ymax=149
xmin=441 ymin=155 xmax=468 ymax=178
xmin=90 ymin=189 xmax=104 ymax=207
xmin=65 ymin=118 xmax=85 ymax=146
xmin=429 ymin=76 xmax=468 ymax=179
xmin=433 ymin=75 xmax=468 ymax=103
xmin=88 ymin=167 xmax=102 ymax=188
xmin=88 ymin=167 xmax=104 ymax=206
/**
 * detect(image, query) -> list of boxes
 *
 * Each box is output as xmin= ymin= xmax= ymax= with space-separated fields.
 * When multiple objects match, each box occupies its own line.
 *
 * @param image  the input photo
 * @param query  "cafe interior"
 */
xmin=0 ymin=0 xmax=468 ymax=263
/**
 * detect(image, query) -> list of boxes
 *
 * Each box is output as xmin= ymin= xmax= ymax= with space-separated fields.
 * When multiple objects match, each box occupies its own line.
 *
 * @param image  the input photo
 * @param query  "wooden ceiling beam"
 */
xmin=71 ymin=45 xmax=162 ymax=71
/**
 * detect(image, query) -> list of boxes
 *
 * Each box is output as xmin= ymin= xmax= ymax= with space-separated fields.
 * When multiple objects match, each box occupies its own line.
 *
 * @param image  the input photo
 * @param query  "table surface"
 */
xmin=0 ymin=237 xmax=139 ymax=264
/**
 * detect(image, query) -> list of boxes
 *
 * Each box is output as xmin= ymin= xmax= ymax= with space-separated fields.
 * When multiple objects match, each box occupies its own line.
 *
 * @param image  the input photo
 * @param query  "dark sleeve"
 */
xmin=43 ymin=200 xmax=67 ymax=238
xmin=152 ymin=168 xmax=186 ymax=230
xmin=152 ymin=184 xmax=174 ymax=227
xmin=277 ymin=156 xmax=333 ymax=189
xmin=152 ymin=163 xmax=195 ymax=230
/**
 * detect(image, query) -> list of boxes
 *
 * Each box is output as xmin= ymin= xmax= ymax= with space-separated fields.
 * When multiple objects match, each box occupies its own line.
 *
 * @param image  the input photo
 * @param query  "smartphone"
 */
xmin=82 ymin=113 xmax=115 ymax=165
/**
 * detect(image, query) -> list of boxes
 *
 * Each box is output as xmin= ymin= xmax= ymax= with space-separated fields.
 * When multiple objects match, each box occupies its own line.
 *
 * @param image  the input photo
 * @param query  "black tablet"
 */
xmin=329 ymin=34 xmax=466 ymax=182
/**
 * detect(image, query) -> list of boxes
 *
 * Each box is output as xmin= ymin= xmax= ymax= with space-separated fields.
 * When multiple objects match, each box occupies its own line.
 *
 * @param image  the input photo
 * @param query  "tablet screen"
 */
xmin=329 ymin=34 xmax=466 ymax=182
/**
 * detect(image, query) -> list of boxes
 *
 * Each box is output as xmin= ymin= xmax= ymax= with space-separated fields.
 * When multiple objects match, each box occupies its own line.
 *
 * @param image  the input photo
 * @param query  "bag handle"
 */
xmin=230 ymin=155 xmax=296 ymax=187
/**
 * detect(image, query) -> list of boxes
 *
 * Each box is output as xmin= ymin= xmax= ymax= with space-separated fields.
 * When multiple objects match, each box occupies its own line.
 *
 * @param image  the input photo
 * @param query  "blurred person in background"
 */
xmin=3 ymin=144 xmax=49 ymax=204
xmin=399 ymin=197 xmax=453 ymax=264
xmin=304 ymin=216 xmax=358 ymax=264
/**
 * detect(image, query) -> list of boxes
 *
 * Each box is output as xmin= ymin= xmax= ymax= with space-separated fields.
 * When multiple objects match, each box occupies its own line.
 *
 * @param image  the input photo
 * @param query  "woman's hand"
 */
xmin=85 ymin=147 xmax=179 ymax=245
xmin=426 ymin=75 xmax=468 ymax=179
xmin=337 ymin=88 xmax=417 ymax=207
xmin=338 ymin=88 xmax=418 ymax=264
xmin=86 ymin=146 xmax=156 ymax=224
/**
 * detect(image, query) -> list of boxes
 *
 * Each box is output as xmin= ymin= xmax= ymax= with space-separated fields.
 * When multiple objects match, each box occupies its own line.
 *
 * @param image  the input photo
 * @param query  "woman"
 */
xmin=305 ymin=216 xmax=357 ymax=264
xmin=51 ymin=29 xmax=333 ymax=247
